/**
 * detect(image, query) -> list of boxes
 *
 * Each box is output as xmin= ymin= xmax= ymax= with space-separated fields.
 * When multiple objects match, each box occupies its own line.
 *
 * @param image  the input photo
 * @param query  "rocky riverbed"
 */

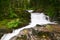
xmin=7 ymin=24 xmax=60 ymax=40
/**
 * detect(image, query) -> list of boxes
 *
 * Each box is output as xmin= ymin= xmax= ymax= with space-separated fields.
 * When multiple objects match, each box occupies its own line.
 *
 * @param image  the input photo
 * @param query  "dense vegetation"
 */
xmin=0 ymin=0 xmax=60 ymax=29
xmin=30 ymin=0 xmax=60 ymax=21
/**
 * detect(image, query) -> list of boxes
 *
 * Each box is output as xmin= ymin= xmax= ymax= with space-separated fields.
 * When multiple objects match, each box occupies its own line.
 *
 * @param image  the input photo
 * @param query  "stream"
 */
xmin=1 ymin=10 xmax=56 ymax=40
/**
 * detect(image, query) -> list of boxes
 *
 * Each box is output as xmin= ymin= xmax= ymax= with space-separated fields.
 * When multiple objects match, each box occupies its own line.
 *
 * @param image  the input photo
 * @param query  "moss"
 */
xmin=12 ymin=9 xmax=31 ymax=29
xmin=0 ymin=9 xmax=30 ymax=29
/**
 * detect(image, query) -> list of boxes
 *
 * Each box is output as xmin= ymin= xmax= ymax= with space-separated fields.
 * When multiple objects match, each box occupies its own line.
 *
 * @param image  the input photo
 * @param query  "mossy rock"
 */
xmin=0 ymin=9 xmax=31 ymax=29
xmin=10 ymin=9 xmax=31 ymax=29
xmin=0 ymin=9 xmax=30 ymax=38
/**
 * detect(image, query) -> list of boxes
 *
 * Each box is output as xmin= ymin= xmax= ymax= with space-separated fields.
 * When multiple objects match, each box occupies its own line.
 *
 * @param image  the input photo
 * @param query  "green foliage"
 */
xmin=0 ymin=0 xmax=60 ymax=29
xmin=0 ymin=7 xmax=30 ymax=29
xmin=44 ymin=6 xmax=55 ymax=18
xmin=8 ymin=8 xmax=17 ymax=19
xmin=30 ymin=0 xmax=60 ymax=21
xmin=13 ymin=9 xmax=31 ymax=28
xmin=6 ymin=18 xmax=19 ymax=28
xmin=0 ymin=20 xmax=8 ymax=29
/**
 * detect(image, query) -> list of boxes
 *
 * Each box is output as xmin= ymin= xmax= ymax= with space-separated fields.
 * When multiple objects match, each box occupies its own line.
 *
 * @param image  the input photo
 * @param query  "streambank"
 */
xmin=9 ymin=24 xmax=60 ymax=40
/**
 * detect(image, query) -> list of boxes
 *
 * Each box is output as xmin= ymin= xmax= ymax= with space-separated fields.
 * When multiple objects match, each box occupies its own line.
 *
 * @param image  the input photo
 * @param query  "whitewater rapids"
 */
xmin=1 ymin=10 xmax=56 ymax=40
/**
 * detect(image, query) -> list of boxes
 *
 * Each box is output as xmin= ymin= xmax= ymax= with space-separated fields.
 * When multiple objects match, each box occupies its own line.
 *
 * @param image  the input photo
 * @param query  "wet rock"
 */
xmin=0 ymin=29 xmax=12 ymax=39
xmin=2 ymin=24 xmax=60 ymax=40
xmin=10 ymin=25 xmax=55 ymax=40
xmin=32 ymin=8 xmax=44 ymax=13
xmin=9 ymin=9 xmax=31 ymax=29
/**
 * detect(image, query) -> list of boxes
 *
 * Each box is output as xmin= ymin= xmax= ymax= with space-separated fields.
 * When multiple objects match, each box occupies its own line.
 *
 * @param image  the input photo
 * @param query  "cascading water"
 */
xmin=1 ymin=10 xmax=56 ymax=40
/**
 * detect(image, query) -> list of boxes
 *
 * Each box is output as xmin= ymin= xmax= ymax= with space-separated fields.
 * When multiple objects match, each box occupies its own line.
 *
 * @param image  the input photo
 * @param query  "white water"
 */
xmin=1 ymin=10 xmax=56 ymax=40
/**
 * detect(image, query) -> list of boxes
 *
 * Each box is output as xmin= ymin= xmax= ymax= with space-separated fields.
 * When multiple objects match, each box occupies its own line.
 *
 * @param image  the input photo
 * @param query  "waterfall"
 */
xmin=1 ymin=10 xmax=56 ymax=40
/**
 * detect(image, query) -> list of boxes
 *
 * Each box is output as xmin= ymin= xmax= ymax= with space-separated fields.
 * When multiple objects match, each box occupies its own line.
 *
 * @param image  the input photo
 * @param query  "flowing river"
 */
xmin=1 ymin=10 xmax=56 ymax=40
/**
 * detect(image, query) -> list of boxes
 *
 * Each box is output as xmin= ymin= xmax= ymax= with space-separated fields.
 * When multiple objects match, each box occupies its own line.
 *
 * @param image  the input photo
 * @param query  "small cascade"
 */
xmin=1 ymin=10 xmax=56 ymax=40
